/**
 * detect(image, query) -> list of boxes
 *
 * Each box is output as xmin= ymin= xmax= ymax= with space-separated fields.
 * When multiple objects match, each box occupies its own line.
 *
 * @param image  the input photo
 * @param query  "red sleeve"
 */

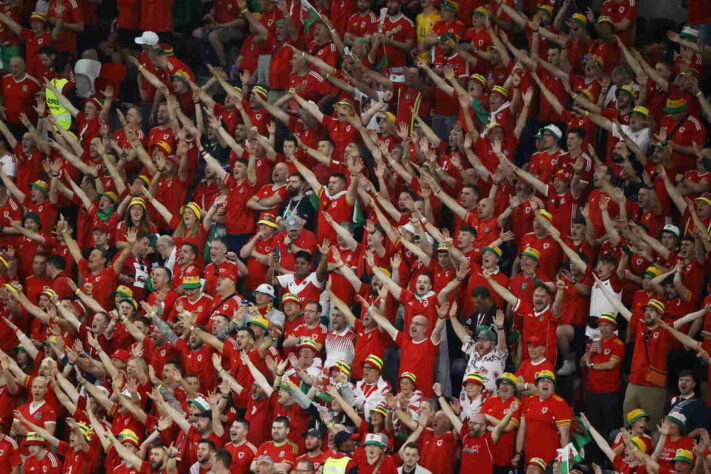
xmin=78 ymin=258 xmax=89 ymax=274
xmin=600 ymin=108 xmax=618 ymax=120
xmin=554 ymin=399 xmax=573 ymax=426
xmin=399 ymin=288 xmax=414 ymax=304
xmin=514 ymin=299 xmax=532 ymax=316
xmin=56 ymin=440 xmax=71 ymax=457
xmin=395 ymin=331 xmax=406 ymax=348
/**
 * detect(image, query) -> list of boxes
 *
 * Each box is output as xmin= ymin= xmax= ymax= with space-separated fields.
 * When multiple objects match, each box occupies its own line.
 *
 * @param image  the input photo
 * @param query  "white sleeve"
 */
xmin=307 ymin=272 xmax=325 ymax=289
xmin=1 ymin=155 xmax=17 ymax=177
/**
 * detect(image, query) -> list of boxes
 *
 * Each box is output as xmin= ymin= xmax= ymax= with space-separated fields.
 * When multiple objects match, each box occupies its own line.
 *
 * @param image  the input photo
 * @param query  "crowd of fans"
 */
xmin=0 ymin=0 xmax=707 ymax=472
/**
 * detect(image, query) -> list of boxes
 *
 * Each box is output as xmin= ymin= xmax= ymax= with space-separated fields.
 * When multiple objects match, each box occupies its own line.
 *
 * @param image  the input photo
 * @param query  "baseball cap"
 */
xmin=333 ymin=429 xmax=359 ymax=448
xmin=527 ymin=335 xmax=544 ymax=347
xmin=135 ymin=31 xmax=160 ymax=46
xmin=363 ymin=433 xmax=387 ymax=449
xmin=303 ymin=428 xmax=323 ymax=439
xmin=542 ymin=124 xmax=563 ymax=140
xmin=285 ymin=216 xmax=302 ymax=232
xmin=662 ymin=224 xmax=680 ymax=237
xmin=189 ymin=396 xmax=210 ymax=412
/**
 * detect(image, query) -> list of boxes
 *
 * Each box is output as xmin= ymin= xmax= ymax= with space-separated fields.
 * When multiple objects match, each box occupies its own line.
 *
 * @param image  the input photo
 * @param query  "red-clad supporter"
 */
xmin=0 ymin=4 xmax=705 ymax=474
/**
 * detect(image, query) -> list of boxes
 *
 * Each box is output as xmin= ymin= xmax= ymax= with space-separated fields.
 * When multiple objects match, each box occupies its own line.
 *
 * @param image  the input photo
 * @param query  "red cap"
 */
xmin=110 ymin=349 xmax=131 ymax=363
xmin=527 ymin=336 xmax=544 ymax=347
xmin=92 ymin=221 xmax=111 ymax=233
xmin=555 ymin=169 xmax=572 ymax=181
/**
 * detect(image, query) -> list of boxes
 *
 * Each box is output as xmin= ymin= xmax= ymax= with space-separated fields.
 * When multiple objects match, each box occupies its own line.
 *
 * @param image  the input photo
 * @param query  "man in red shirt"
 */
xmin=46 ymin=0 xmax=84 ymax=54
xmin=202 ymin=151 xmax=256 ymax=252
xmin=60 ymin=222 xmax=135 ymax=309
xmin=291 ymin=154 xmax=357 ymax=245
xmin=1 ymin=57 xmax=41 ymax=131
xmin=252 ymin=417 xmax=299 ymax=472
xmin=597 ymin=280 xmax=672 ymax=427
xmin=224 ymin=419 xmax=257 ymax=473
xmin=435 ymin=382 xmax=517 ymax=474
xmin=0 ymin=11 xmax=59 ymax=79
xmin=487 ymin=271 xmax=560 ymax=363
xmin=16 ymin=412 xmax=95 ymax=474
xmin=21 ymin=432 xmax=61 ymax=473
xmin=377 ymin=0 xmax=416 ymax=72
xmin=365 ymin=301 xmax=445 ymax=398
xmin=513 ymin=370 xmax=572 ymax=465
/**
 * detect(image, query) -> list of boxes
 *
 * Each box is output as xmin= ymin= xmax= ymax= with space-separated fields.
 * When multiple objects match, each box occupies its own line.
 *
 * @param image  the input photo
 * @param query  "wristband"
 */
xmin=241 ymin=8 xmax=249 ymax=13
xmin=696 ymin=91 xmax=703 ymax=97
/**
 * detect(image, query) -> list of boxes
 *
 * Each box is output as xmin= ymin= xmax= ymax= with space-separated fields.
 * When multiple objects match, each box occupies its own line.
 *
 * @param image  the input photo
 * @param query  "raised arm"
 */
xmin=484 ymin=272 xmax=519 ymax=307
xmin=593 ymin=274 xmax=632 ymax=321
xmin=360 ymin=298 xmax=398 ymax=341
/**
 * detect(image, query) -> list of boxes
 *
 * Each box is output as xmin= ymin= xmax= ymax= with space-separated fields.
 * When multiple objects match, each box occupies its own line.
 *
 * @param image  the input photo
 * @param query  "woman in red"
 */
xmin=148 ymin=199 xmax=217 ymax=252
xmin=115 ymin=197 xmax=158 ymax=248
xmin=513 ymin=370 xmax=572 ymax=467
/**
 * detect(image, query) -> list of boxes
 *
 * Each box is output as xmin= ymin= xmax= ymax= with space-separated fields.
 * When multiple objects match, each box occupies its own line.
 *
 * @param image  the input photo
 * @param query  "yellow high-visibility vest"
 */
xmin=45 ymin=77 xmax=72 ymax=130
xmin=323 ymin=455 xmax=352 ymax=473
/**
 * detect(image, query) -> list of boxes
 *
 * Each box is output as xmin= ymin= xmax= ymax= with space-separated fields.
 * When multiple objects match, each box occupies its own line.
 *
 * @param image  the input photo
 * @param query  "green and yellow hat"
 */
xmin=632 ymin=105 xmax=649 ymax=117
xmin=597 ymin=312 xmax=617 ymax=326
xmin=538 ymin=209 xmax=553 ymax=220
xmin=483 ymin=245 xmax=503 ymax=258
xmin=113 ymin=285 xmax=134 ymax=299
xmin=281 ymin=293 xmax=300 ymax=305
xmin=129 ymin=197 xmax=147 ymax=210
xmin=24 ymin=432 xmax=46 ymax=446
xmin=528 ymin=458 xmax=547 ymax=471
xmin=491 ymin=85 xmax=509 ymax=98
xmin=535 ymin=369 xmax=556 ymax=384
xmin=470 ymin=73 xmax=486 ymax=87
xmin=695 ymin=193 xmax=711 ymax=207
xmin=597 ymin=15 xmax=613 ymax=24
xmin=248 ymin=315 xmax=270 ymax=331
xmin=571 ymin=13 xmax=588 ymax=26
xmin=625 ymin=408 xmax=649 ymax=427
xmin=30 ymin=11 xmax=47 ymax=23
xmin=536 ymin=4 xmax=554 ymax=16
xmin=473 ymin=6 xmax=489 ymax=16
xmin=75 ymin=422 xmax=94 ymax=441
xmin=643 ymin=266 xmax=663 ymax=278
xmin=442 ymin=0 xmax=459 ymax=12
xmin=99 ymin=191 xmax=118 ymax=205
xmin=629 ymin=436 xmax=648 ymax=452
xmin=370 ymin=406 xmax=388 ymax=418
xmin=332 ymin=360 xmax=351 ymax=376
xmin=298 ymin=338 xmax=318 ymax=352
xmin=119 ymin=297 xmax=138 ymax=309
xmin=664 ymin=97 xmax=688 ymax=114
xmin=181 ymin=276 xmax=202 ymax=289
xmin=30 ymin=180 xmax=49 ymax=194
xmin=617 ymin=85 xmax=637 ymax=99
xmin=363 ymin=354 xmax=383 ymax=371
xmin=645 ymin=299 xmax=665 ymax=314
xmin=400 ymin=371 xmax=417 ymax=385
xmin=180 ymin=202 xmax=202 ymax=219
xmin=496 ymin=372 xmax=518 ymax=390
xmin=252 ymin=85 xmax=268 ymax=99
xmin=118 ymin=429 xmax=140 ymax=447
xmin=41 ymin=288 xmax=58 ymax=300
xmin=520 ymin=247 xmax=541 ymax=261
xmin=589 ymin=54 xmax=604 ymax=66
xmin=464 ymin=371 xmax=485 ymax=385
xmin=672 ymin=449 xmax=694 ymax=465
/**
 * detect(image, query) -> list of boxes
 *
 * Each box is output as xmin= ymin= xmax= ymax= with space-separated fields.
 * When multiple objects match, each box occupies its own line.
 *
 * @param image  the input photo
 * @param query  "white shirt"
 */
xmin=461 ymin=343 xmax=507 ymax=395
xmin=0 ymin=153 xmax=17 ymax=177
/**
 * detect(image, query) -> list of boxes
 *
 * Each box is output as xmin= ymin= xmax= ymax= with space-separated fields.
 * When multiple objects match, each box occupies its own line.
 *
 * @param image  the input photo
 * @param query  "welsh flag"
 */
xmin=557 ymin=443 xmax=583 ymax=474
xmin=300 ymin=0 xmax=322 ymax=34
